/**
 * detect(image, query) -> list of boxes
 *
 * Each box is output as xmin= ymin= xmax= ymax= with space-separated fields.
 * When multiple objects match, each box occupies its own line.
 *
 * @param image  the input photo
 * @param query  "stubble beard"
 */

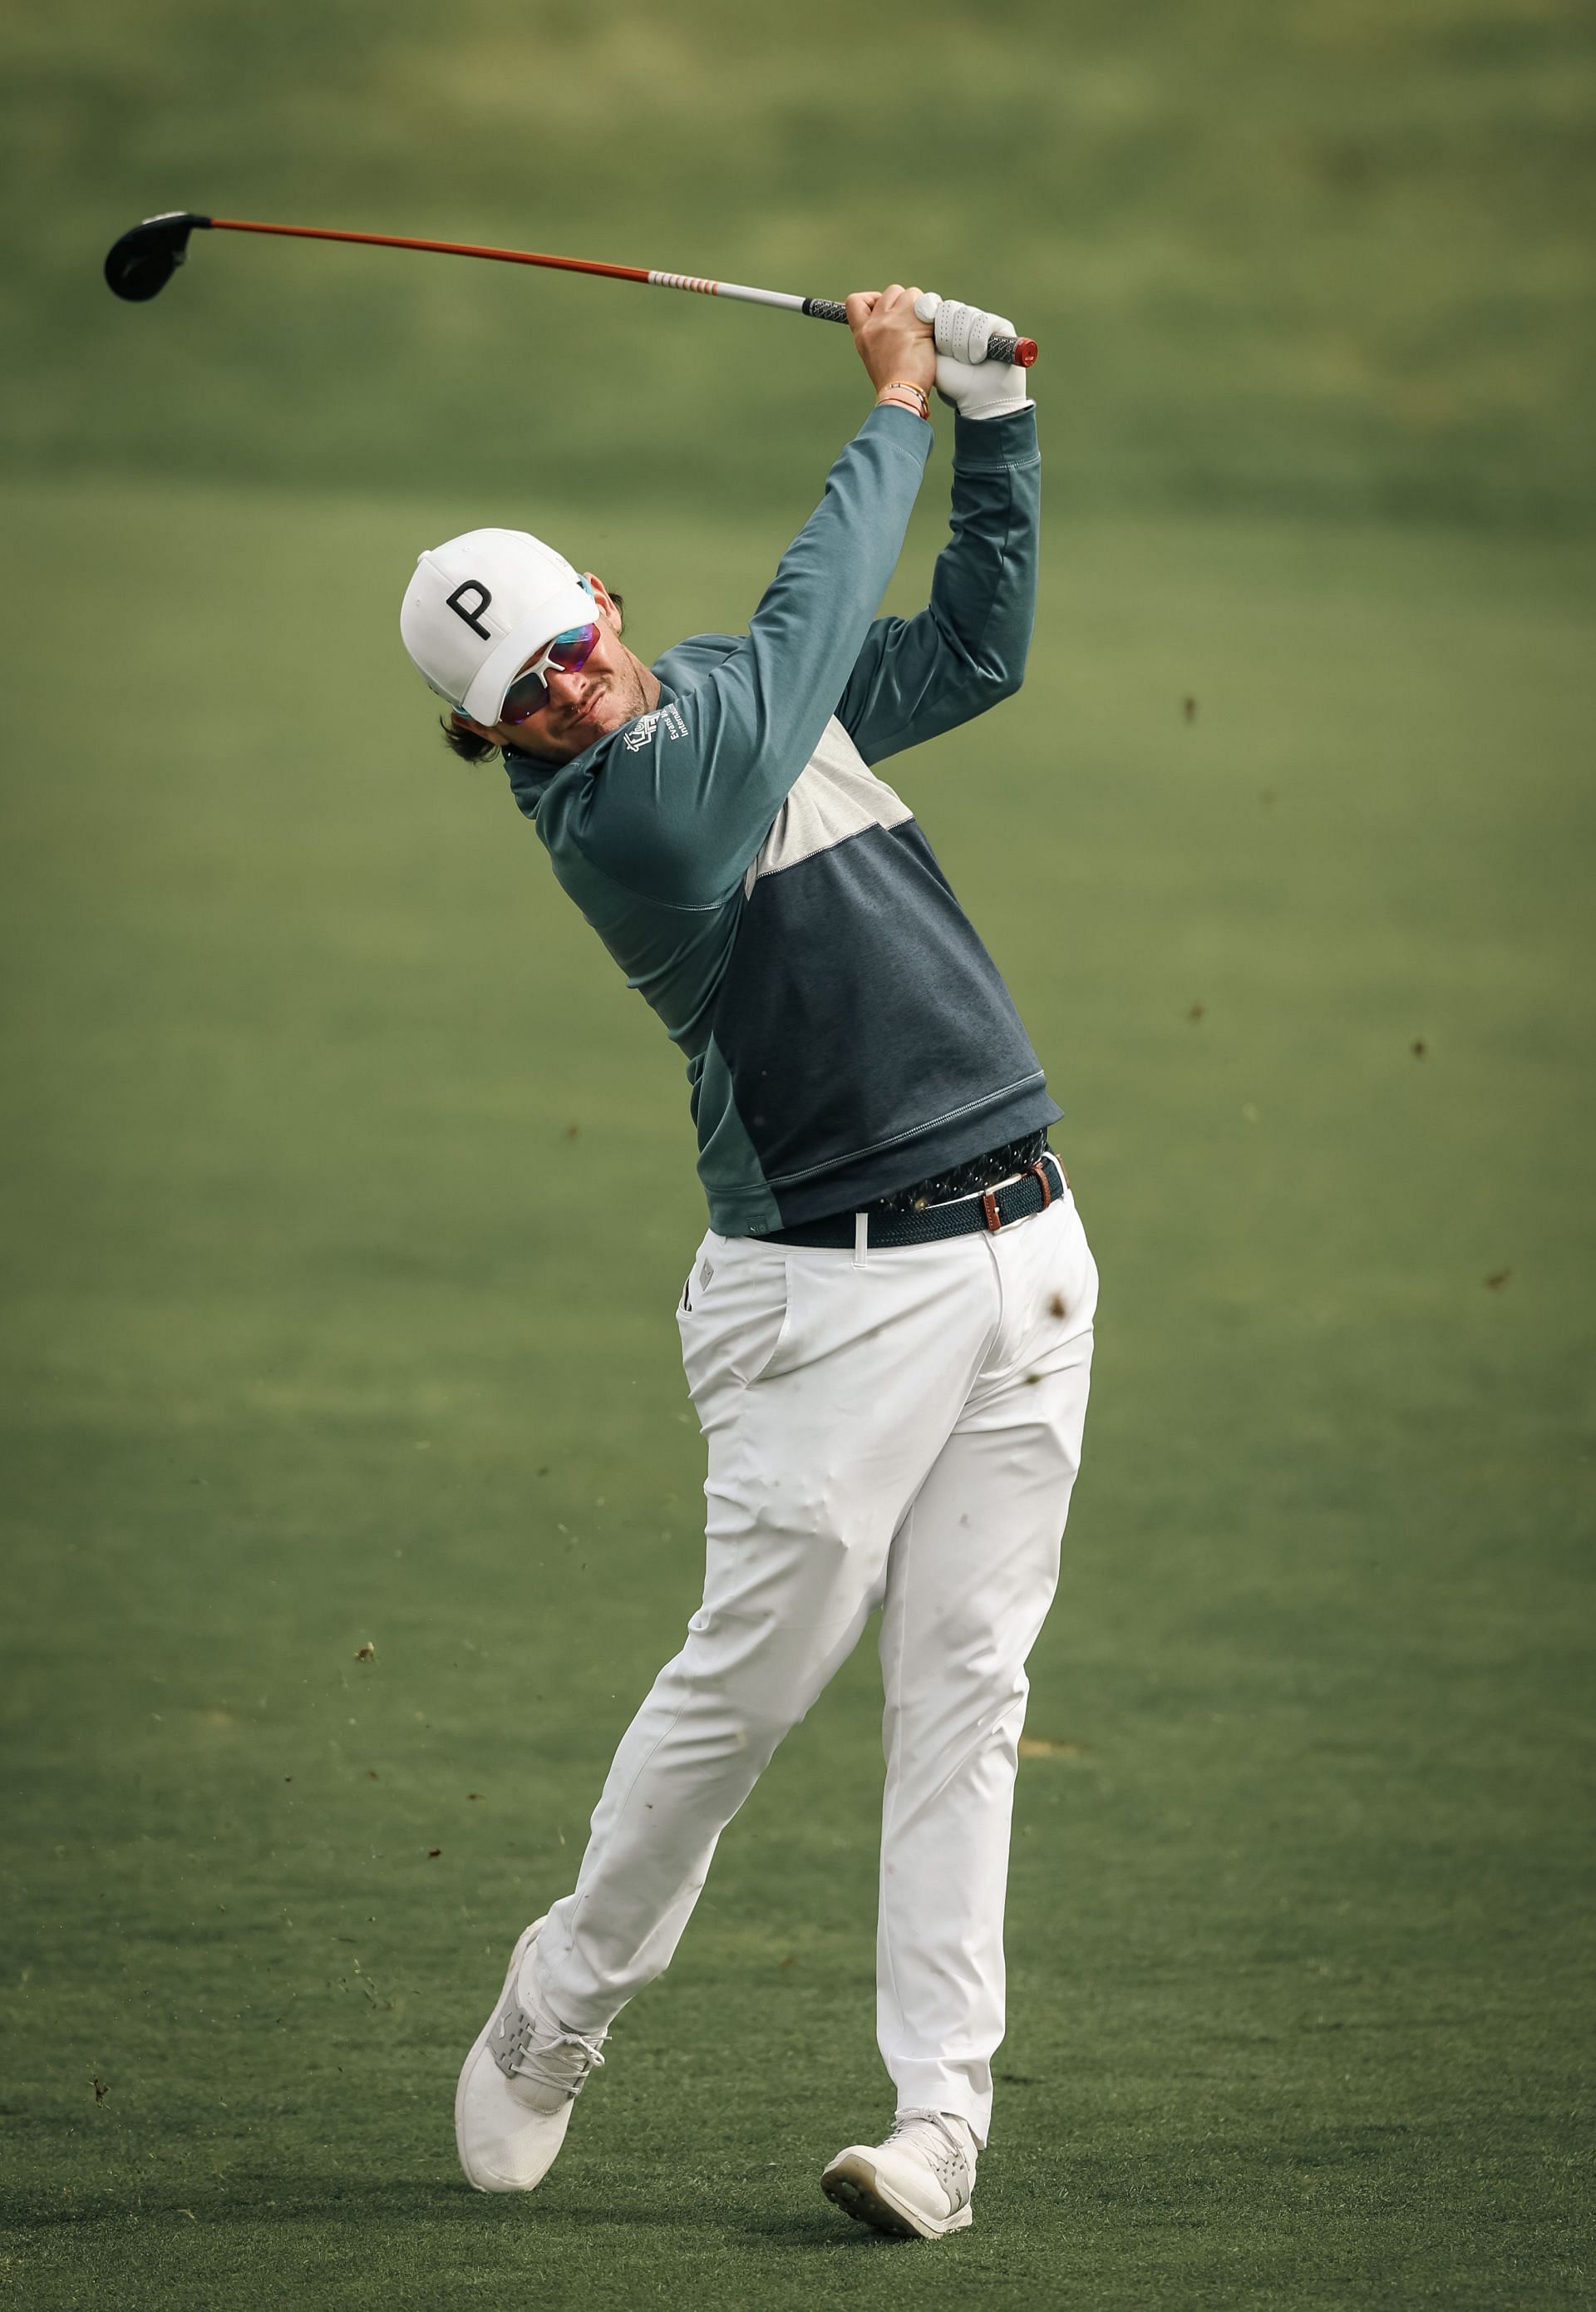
xmin=613 ymin=648 xmax=657 ymax=728
xmin=571 ymin=649 xmax=655 ymax=747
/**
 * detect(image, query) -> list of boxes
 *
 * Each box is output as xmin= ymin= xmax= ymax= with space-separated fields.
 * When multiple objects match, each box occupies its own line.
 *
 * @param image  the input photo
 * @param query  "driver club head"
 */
xmin=104 ymin=213 xmax=209 ymax=302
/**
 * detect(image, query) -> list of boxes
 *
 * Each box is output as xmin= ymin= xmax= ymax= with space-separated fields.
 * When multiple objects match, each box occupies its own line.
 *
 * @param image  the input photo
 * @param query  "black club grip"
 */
xmin=801 ymin=296 xmax=1034 ymax=367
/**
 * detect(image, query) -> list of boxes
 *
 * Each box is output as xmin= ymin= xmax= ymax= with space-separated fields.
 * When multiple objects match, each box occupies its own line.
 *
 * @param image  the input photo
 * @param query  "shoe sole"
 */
xmin=454 ymin=1915 xmax=547 ymax=2194
xmin=821 ymin=2150 xmax=973 ymax=2240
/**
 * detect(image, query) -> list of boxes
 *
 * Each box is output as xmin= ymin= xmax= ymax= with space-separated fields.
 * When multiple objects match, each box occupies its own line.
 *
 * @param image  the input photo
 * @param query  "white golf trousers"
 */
xmin=535 ymin=1180 xmax=1097 ymax=2145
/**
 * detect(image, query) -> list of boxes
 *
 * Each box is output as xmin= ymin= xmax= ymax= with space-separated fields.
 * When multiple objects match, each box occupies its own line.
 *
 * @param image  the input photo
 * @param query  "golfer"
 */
xmin=400 ymin=285 xmax=1098 ymax=2240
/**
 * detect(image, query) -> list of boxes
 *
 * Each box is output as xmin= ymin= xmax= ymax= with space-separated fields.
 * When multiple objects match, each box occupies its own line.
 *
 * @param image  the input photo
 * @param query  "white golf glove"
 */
xmin=914 ymin=293 xmax=1033 ymax=421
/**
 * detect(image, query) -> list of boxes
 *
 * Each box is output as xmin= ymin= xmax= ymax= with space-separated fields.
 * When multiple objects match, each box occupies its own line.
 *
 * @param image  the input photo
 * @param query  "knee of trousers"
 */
xmin=672 ymin=1601 xmax=856 ymax=1750
xmin=884 ymin=1668 xmax=1031 ymax=1754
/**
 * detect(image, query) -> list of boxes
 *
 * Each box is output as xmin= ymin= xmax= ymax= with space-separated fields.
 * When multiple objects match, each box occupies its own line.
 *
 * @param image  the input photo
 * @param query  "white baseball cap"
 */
xmin=400 ymin=528 xmax=595 ymax=725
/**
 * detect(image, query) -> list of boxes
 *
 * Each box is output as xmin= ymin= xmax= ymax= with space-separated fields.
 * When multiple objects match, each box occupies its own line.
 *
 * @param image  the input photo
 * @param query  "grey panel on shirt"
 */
xmin=743 ymin=717 xmax=914 ymax=896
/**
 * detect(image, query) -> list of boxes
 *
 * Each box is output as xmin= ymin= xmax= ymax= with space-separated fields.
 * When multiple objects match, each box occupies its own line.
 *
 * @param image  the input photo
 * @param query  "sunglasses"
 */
xmin=499 ymin=620 xmax=601 ymax=724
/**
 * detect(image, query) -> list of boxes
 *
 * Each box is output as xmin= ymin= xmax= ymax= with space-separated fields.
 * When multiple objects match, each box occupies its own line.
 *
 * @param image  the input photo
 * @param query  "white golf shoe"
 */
xmin=821 ymin=2108 xmax=978 ymax=2238
xmin=454 ymin=1916 xmax=606 ymax=2193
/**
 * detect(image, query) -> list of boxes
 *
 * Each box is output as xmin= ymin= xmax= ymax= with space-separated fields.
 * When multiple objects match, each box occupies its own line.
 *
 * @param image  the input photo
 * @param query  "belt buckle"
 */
xmin=985 ymin=1157 xmax=1056 ymax=1235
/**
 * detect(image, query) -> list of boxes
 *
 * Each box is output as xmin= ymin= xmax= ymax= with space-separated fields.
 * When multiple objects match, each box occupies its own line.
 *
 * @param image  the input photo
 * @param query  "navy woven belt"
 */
xmin=756 ymin=1152 xmax=1068 ymax=1251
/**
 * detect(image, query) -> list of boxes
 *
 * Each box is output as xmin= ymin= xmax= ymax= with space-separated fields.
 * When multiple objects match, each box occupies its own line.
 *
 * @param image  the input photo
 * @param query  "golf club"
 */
xmin=102 ymin=211 xmax=1039 ymax=367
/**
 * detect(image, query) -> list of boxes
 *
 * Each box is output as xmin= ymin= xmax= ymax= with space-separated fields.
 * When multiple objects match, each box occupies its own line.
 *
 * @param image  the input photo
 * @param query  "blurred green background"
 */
xmin=2 ymin=3 xmax=1593 ymax=2307
xmin=7 ymin=0 xmax=1596 ymax=523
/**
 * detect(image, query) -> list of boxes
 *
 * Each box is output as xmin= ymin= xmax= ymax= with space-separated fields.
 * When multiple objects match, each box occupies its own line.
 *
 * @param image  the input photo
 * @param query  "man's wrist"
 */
xmin=874 ymin=381 xmax=930 ymax=422
xmin=955 ymin=393 xmax=1036 ymax=423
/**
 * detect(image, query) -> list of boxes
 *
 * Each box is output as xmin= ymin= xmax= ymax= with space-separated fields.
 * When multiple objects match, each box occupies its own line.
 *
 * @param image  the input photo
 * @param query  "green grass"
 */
xmin=2 ymin=469 xmax=1592 ymax=2307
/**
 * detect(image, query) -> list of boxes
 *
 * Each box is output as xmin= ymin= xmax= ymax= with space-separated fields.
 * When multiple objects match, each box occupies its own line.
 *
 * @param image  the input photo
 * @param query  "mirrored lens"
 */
xmin=500 ymin=667 xmax=551 ymax=722
xmin=500 ymin=624 xmax=600 ymax=724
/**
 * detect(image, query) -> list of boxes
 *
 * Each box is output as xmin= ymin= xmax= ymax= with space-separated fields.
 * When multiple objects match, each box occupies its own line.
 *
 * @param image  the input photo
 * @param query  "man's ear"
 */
xmin=584 ymin=574 xmax=623 ymax=633
xmin=452 ymin=709 xmax=499 ymax=744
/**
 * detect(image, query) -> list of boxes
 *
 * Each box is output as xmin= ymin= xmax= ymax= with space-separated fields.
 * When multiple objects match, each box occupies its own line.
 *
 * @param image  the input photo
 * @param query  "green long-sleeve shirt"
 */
xmin=506 ymin=402 xmax=1059 ymax=1233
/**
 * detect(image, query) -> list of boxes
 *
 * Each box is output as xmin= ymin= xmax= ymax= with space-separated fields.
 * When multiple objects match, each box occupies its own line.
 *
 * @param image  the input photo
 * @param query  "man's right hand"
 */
xmin=845 ymin=286 xmax=937 ymax=397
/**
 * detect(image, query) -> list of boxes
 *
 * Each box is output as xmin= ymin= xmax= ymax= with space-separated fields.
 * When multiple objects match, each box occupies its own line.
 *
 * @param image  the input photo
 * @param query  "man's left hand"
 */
xmin=916 ymin=295 xmax=1034 ymax=421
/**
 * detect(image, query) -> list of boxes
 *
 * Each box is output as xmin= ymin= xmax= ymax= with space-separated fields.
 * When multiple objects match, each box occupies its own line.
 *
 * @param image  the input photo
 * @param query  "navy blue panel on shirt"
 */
xmin=711 ymin=819 xmax=1060 ymax=1226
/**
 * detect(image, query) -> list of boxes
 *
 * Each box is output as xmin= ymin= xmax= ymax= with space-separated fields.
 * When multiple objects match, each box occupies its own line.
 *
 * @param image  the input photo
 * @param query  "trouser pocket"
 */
xmin=676 ymin=1235 xmax=793 ymax=1419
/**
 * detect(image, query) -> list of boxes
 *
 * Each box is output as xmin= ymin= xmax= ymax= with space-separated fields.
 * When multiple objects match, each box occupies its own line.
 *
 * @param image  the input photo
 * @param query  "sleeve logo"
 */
xmin=622 ymin=702 xmax=689 ymax=752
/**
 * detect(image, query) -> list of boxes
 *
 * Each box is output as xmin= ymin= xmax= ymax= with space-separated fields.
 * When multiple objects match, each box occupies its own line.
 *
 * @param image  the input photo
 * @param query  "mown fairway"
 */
xmin=2 ymin=2 xmax=1594 ymax=2308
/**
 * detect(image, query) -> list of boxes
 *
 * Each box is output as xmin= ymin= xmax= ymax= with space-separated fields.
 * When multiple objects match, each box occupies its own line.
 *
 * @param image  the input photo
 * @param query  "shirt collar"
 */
xmin=503 ymin=745 xmax=565 ymax=819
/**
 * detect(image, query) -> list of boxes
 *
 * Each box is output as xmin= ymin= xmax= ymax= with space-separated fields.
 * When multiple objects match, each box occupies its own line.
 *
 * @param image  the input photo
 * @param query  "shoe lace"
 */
xmin=889 ymin=2110 xmax=974 ymax=2197
xmin=492 ymin=1984 xmax=607 ymax=2102
xmin=515 ymin=2024 xmax=606 ymax=2102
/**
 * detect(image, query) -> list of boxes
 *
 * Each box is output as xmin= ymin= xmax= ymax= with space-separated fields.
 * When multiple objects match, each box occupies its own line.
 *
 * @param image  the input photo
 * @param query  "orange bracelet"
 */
xmin=876 ymin=380 xmax=930 ymax=421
